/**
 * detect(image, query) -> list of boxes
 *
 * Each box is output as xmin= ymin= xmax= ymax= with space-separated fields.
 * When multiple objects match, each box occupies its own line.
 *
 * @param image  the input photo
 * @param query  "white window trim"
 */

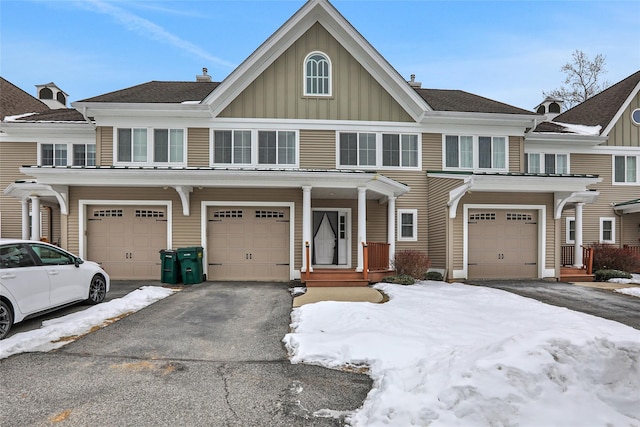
xmin=113 ymin=127 xmax=187 ymax=167
xmin=38 ymin=142 xmax=97 ymax=166
xmin=442 ymin=134 xmax=509 ymax=172
xmin=599 ymin=217 xmax=616 ymax=244
xmin=526 ymin=152 xmax=570 ymax=174
xmin=632 ymin=108 xmax=640 ymax=126
xmin=303 ymin=51 xmax=332 ymax=97
xmin=209 ymin=129 xmax=300 ymax=169
xmin=566 ymin=216 xmax=575 ymax=244
xmin=397 ymin=209 xmax=418 ymax=242
xmin=612 ymin=154 xmax=639 ymax=185
xmin=336 ymin=131 xmax=422 ymax=171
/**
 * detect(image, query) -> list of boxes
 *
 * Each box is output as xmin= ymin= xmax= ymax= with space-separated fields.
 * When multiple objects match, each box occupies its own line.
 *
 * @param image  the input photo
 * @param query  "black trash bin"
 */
xmin=159 ymin=250 xmax=181 ymax=284
xmin=177 ymin=247 xmax=204 ymax=285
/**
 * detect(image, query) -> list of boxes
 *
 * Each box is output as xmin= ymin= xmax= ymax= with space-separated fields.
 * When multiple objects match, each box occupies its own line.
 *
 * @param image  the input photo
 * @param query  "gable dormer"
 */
xmin=534 ymin=96 xmax=564 ymax=120
xmin=35 ymin=82 xmax=68 ymax=109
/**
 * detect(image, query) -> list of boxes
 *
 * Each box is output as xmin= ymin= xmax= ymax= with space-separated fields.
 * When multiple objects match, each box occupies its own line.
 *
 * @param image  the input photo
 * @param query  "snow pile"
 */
xmin=0 ymin=286 xmax=176 ymax=359
xmin=283 ymin=281 xmax=640 ymax=426
xmin=617 ymin=287 xmax=640 ymax=298
xmin=555 ymin=122 xmax=602 ymax=135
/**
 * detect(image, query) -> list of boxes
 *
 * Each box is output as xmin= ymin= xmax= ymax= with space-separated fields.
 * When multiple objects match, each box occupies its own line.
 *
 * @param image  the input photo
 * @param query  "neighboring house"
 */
xmin=528 ymin=70 xmax=640 ymax=267
xmin=3 ymin=0 xmax=623 ymax=282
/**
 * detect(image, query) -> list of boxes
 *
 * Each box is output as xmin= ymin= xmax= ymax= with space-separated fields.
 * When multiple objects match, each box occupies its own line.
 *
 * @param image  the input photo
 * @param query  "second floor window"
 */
xmin=304 ymin=52 xmax=331 ymax=96
xmin=41 ymin=143 xmax=96 ymax=166
xmin=338 ymin=132 xmax=420 ymax=169
xmin=212 ymin=130 xmax=298 ymax=167
xmin=444 ymin=135 xmax=506 ymax=171
xmin=614 ymin=155 xmax=638 ymax=184
xmin=116 ymin=128 xmax=185 ymax=165
xmin=526 ymin=153 xmax=568 ymax=174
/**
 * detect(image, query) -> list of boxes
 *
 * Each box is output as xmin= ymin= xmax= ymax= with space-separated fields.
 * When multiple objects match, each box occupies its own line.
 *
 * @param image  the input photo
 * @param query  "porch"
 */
xmin=302 ymin=242 xmax=394 ymax=287
xmin=560 ymin=245 xmax=595 ymax=282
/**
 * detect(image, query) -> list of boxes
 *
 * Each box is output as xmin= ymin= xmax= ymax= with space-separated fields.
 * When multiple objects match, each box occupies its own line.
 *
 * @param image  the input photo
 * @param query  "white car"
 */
xmin=0 ymin=239 xmax=110 ymax=340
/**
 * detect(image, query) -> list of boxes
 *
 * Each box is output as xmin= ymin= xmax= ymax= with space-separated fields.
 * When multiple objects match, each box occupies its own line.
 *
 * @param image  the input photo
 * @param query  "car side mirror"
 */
xmin=74 ymin=257 xmax=84 ymax=268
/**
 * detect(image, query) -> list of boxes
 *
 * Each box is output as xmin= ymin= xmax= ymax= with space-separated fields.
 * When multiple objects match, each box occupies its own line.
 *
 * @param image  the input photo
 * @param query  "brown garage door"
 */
xmin=207 ymin=207 xmax=290 ymax=281
xmin=87 ymin=206 xmax=167 ymax=279
xmin=468 ymin=210 xmax=537 ymax=279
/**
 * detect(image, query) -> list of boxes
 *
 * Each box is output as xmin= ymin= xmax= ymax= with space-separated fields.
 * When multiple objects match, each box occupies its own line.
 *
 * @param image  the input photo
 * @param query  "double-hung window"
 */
xmin=40 ymin=143 xmax=96 ymax=166
xmin=338 ymin=132 xmax=420 ymax=169
xmin=116 ymin=128 xmax=185 ymax=165
xmin=444 ymin=135 xmax=507 ymax=171
xmin=526 ymin=153 xmax=568 ymax=174
xmin=614 ymin=155 xmax=638 ymax=184
xmin=397 ymin=209 xmax=418 ymax=241
xmin=600 ymin=217 xmax=615 ymax=243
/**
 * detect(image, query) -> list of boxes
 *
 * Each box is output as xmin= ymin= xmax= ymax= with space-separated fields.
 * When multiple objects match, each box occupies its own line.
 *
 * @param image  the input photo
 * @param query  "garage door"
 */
xmin=468 ymin=210 xmax=537 ymax=279
xmin=207 ymin=207 xmax=290 ymax=281
xmin=87 ymin=206 xmax=167 ymax=280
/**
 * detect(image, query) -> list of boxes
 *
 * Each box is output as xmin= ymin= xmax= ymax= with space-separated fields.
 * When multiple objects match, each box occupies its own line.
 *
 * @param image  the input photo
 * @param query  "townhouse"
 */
xmin=1 ymin=0 xmax=637 ymax=282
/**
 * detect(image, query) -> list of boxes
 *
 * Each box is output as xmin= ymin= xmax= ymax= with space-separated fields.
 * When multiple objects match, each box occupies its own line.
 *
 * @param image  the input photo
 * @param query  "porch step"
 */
xmin=560 ymin=267 xmax=594 ymax=283
xmin=304 ymin=269 xmax=365 ymax=281
xmin=305 ymin=279 xmax=371 ymax=287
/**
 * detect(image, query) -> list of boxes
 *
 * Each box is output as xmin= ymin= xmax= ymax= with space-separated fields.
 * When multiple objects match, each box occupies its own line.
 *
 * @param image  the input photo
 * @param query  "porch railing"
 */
xmin=560 ymin=244 xmax=594 ymax=274
xmin=561 ymin=245 xmax=574 ymax=266
xmin=367 ymin=242 xmax=390 ymax=271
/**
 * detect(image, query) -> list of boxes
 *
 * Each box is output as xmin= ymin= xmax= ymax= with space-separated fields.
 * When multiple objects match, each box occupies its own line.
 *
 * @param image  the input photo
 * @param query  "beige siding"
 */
xmin=620 ymin=213 xmax=640 ymax=247
xmin=509 ymin=136 xmax=524 ymax=172
xmin=98 ymin=127 xmax=113 ymax=166
xmin=300 ymin=129 xmax=336 ymax=169
xmin=187 ymin=128 xmax=210 ymax=167
xmin=220 ymin=23 xmax=413 ymax=122
xmin=561 ymin=153 xmax=638 ymax=246
xmin=0 ymin=142 xmax=36 ymax=238
xmin=426 ymin=177 xmax=460 ymax=270
xmin=423 ymin=133 xmax=442 ymax=171
xmin=606 ymin=92 xmax=640 ymax=147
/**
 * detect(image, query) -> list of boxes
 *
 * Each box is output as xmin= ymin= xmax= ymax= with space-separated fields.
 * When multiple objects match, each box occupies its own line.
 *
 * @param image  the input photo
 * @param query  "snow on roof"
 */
xmin=3 ymin=112 xmax=38 ymax=121
xmin=553 ymin=122 xmax=602 ymax=136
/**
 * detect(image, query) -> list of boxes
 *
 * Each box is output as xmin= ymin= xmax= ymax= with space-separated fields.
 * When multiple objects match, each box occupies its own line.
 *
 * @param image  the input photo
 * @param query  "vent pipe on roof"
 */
xmin=408 ymin=74 xmax=422 ymax=88
xmin=196 ymin=67 xmax=212 ymax=82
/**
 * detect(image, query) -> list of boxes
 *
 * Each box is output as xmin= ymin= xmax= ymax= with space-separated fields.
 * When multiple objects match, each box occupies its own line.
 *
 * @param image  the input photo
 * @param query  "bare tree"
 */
xmin=544 ymin=50 xmax=610 ymax=110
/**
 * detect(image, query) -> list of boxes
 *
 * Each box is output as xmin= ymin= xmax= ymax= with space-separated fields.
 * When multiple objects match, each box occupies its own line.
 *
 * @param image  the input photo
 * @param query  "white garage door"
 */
xmin=87 ymin=206 xmax=167 ymax=280
xmin=468 ymin=210 xmax=538 ymax=279
xmin=207 ymin=207 xmax=290 ymax=281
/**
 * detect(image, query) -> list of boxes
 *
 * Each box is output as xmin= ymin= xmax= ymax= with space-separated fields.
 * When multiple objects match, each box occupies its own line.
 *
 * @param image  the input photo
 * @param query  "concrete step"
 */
xmin=305 ymin=279 xmax=370 ymax=287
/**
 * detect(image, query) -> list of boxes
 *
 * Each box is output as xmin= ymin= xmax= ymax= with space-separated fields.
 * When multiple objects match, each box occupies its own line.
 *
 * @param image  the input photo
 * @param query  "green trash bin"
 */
xmin=177 ymin=247 xmax=204 ymax=285
xmin=159 ymin=250 xmax=181 ymax=284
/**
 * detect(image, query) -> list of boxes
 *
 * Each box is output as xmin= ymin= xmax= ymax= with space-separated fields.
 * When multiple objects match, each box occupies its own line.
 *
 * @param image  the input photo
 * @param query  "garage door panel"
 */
xmin=468 ymin=210 xmax=537 ymax=279
xmin=207 ymin=207 xmax=290 ymax=281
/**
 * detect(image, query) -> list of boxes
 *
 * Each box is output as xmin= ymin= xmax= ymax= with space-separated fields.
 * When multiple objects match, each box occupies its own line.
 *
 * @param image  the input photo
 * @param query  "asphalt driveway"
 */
xmin=466 ymin=280 xmax=640 ymax=330
xmin=0 ymin=282 xmax=371 ymax=427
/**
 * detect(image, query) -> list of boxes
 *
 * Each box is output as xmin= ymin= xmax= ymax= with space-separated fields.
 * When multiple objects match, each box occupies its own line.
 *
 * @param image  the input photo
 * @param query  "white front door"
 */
xmin=314 ymin=213 xmax=335 ymax=265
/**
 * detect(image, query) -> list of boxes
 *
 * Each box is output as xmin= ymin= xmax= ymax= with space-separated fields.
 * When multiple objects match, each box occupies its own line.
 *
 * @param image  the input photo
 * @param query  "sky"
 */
xmin=3 ymin=279 xmax=640 ymax=424
xmin=1 ymin=0 xmax=639 ymax=111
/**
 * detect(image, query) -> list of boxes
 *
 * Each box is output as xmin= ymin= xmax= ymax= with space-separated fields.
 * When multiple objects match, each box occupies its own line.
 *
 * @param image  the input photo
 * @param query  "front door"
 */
xmin=313 ymin=210 xmax=349 ymax=266
xmin=314 ymin=213 xmax=335 ymax=264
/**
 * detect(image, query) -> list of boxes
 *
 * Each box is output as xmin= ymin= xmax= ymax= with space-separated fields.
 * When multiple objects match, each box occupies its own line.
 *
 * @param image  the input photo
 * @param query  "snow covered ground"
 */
xmin=0 ymin=286 xmax=176 ymax=360
xmin=284 ymin=281 xmax=640 ymax=427
xmin=613 ymin=273 xmax=640 ymax=298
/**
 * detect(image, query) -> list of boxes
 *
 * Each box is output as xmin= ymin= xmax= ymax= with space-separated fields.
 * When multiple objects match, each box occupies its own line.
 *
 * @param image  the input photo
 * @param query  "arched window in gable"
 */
xmin=304 ymin=52 xmax=331 ymax=96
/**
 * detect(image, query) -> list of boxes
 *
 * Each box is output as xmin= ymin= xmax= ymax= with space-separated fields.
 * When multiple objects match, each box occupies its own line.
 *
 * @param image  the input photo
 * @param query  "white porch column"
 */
xmin=21 ymin=199 xmax=30 ymax=240
xmin=387 ymin=195 xmax=396 ymax=267
xmin=356 ymin=187 xmax=367 ymax=272
xmin=573 ymin=203 xmax=584 ymax=267
xmin=30 ymin=196 xmax=41 ymax=241
xmin=302 ymin=186 xmax=312 ymax=273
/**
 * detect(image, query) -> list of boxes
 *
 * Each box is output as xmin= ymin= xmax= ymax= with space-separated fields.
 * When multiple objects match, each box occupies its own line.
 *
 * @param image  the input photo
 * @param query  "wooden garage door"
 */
xmin=468 ymin=210 xmax=537 ymax=279
xmin=87 ymin=206 xmax=167 ymax=280
xmin=207 ymin=207 xmax=289 ymax=281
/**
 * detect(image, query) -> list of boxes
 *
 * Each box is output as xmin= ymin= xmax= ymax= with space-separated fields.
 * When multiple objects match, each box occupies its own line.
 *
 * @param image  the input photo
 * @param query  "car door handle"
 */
xmin=47 ymin=271 xmax=59 ymax=276
xmin=1 ymin=273 xmax=16 ymax=279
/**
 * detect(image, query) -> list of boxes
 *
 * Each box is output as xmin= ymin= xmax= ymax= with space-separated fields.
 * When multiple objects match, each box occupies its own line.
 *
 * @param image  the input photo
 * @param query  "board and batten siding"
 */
xmin=561 ymin=153 xmax=637 ymax=246
xmin=187 ymin=128 xmax=210 ymax=167
xmin=0 ymin=141 xmax=37 ymax=238
xmin=606 ymin=92 xmax=640 ymax=147
xmin=219 ymin=23 xmax=413 ymax=122
xmin=300 ymin=129 xmax=336 ymax=169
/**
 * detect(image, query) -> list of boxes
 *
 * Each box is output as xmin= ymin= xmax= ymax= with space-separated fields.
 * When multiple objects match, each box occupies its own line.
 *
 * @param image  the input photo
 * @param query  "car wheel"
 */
xmin=0 ymin=300 xmax=13 ymax=340
xmin=86 ymin=274 xmax=107 ymax=305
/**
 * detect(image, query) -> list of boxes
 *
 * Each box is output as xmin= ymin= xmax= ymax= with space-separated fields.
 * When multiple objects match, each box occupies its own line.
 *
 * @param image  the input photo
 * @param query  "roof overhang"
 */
xmin=525 ymin=132 xmax=607 ymax=147
xmin=614 ymin=199 xmax=640 ymax=215
xmin=71 ymin=102 xmax=212 ymax=123
xmin=3 ymin=182 xmax=69 ymax=215
xmin=15 ymin=167 xmax=409 ymax=216
xmin=0 ymin=121 xmax=95 ymax=143
xmin=423 ymin=111 xmax=540 ymax=129
xmin=429 ymin=172 xmax=602 ymax=219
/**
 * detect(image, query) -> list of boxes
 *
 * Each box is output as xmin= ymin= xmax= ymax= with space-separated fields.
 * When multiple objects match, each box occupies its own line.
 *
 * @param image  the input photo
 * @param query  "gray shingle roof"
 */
xmin=13 ymin=109 xmax=86 ymax=122
xmin=539 ymin=70 xmax=640 ymax=134
xmin=1 ymin=77 xmax=50 ymax=120
xmin=78 ymin=81 xmax=220 ymax=103
xmin=415 ymin=88 xmax=535 ymax=115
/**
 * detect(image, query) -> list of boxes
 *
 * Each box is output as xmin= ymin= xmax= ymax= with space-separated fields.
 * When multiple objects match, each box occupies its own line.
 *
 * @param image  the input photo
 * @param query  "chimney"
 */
xmin=408 ymin=74 xmax=422 ymax=88
xmin=35 ymin=82 xmax=68 ymax=109
xmin=534 ymin=96 xmax=564 ymax=121
xmin=196 ymin=67 xmax=212 ymax=82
